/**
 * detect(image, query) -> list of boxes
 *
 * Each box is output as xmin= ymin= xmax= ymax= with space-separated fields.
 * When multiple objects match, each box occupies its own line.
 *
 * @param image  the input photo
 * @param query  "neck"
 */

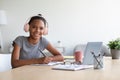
xmin=28 ymin=37 xmax=40 ymax=45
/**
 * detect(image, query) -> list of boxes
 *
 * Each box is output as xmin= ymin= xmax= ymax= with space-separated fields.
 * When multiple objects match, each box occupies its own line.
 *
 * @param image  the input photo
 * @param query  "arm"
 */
xmin=11 ymin=43 xmax=53 ymax=68
xmin=46 ymin=43 xmax=64 ymax=61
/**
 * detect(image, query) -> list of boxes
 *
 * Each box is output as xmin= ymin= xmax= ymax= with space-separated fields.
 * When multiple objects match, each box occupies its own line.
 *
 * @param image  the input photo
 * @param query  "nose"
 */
xmin=35 ymin=28 xmax=40 ymax=32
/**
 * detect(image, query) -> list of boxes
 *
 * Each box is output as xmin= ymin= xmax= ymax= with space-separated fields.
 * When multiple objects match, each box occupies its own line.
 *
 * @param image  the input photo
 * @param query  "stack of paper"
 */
xmin=52 ymin=64 xmax=93 ymax=71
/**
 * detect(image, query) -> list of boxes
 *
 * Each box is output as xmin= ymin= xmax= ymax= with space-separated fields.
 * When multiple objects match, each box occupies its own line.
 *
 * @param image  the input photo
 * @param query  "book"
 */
xmin=52 ymin=64 xmax=93 ymax=71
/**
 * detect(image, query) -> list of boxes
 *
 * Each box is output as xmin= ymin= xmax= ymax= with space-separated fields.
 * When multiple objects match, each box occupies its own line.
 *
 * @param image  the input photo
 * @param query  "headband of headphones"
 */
xmin=24 ymin=14 xmax=48 ymax=35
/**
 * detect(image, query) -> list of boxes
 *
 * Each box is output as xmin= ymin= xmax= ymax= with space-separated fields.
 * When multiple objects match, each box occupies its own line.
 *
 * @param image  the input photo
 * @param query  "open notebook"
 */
xmin=52 ymin=64 xmax=93 ymax=71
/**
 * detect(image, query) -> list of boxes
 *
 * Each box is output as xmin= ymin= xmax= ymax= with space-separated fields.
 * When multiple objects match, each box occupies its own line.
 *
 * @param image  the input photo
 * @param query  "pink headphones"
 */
xmin=24 ymin=14 xmax=48 ymax=35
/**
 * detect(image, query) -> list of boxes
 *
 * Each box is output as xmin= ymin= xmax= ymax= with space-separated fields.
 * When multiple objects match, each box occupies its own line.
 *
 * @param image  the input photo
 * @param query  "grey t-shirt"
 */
xmin=13 ymin=36 xmax=49 ymax=59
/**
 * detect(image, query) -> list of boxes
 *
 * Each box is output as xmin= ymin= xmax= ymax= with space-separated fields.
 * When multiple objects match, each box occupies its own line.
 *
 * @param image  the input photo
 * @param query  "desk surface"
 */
xmin=0 ymin=57 xmax=120 ymax=80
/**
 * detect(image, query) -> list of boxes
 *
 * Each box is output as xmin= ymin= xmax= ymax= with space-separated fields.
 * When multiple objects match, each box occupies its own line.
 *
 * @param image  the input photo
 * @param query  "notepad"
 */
xmin=31 ymin=62 xmax=63 ymax=66
xmin=52 ymin=64 xmax=93 ymax=71
xmin=47 ymin=62 xmax=63 ymax=66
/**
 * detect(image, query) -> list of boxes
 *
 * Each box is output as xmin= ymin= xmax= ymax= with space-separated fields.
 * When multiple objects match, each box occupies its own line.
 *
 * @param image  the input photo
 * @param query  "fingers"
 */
xmin=41 ymin=57 xmax=53 ymax=64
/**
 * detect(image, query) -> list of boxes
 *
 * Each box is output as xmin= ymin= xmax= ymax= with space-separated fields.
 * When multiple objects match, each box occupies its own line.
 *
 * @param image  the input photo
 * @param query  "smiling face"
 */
xmin=29 ymin=19 xmax=45 ymax=40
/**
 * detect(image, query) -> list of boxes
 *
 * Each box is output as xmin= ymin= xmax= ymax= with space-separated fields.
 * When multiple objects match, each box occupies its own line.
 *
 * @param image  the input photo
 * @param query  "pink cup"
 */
xmin=74 ymin=51 xmax=83 ymax=62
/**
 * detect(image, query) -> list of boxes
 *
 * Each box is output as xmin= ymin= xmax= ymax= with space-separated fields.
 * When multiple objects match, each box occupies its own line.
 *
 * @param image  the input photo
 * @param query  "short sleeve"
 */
xmin=13 ymin=36 xmax=23 ymax=48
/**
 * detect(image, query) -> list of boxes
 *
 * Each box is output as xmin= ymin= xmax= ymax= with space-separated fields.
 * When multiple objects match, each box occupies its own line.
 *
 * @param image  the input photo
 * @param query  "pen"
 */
xmin=39 ymin=48 xmax=46 ymax=57
xmin=91 ymin=51 xmax=103 ymax=68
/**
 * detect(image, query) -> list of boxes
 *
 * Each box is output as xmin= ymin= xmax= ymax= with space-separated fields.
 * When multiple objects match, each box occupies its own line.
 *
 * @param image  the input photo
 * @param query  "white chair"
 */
xmin=0 ymin=53 xmax=12 ymax=72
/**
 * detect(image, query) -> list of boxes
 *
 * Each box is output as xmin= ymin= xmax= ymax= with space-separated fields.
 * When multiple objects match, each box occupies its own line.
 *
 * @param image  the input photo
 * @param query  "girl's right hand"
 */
xmin=39 ymin=57 xmax=53 ymax=64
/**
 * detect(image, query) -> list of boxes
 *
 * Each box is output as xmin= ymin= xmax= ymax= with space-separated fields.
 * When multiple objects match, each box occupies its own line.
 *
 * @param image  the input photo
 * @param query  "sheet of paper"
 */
xmin=31 ymin=62 xmax=63 ymax=66
xmin=47 ymin=62 xmax=63 ymax=65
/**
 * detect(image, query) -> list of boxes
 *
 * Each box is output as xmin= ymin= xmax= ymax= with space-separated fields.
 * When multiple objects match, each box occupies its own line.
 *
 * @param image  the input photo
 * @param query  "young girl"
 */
xmin=11 ymin=14 xmax=64 ymax=68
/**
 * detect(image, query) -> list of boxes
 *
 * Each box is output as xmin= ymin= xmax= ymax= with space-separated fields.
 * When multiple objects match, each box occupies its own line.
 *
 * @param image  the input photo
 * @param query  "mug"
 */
xmin=74 ymin=51 xmax=83 ymax=64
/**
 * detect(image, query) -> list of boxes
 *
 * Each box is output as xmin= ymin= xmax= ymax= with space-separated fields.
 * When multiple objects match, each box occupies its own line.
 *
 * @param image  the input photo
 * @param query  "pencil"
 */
xmin=39 ymin=48 xmax=46 ymax=57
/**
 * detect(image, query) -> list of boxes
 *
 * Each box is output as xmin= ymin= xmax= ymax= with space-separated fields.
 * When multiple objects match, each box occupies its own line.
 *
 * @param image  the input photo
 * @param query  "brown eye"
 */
xmin=31 ymin=25 xmax=36 ymax=28
xmin=40 ymin=27 xmax=44 ymax=30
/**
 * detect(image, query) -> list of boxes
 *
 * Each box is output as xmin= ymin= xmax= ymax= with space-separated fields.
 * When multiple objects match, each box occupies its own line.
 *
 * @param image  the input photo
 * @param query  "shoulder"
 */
xmin=14 ymin=36 xmax=27 ymax=43
xmin=16 ymin=36 xmax=26 ymax=39
xmin=13 ymin=36 xmax=27 ymax=47
xmin=15 ymin=36 xmax=27 ymax=40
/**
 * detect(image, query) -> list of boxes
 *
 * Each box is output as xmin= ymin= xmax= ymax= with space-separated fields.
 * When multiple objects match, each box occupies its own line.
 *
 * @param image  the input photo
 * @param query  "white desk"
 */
xmin=0 ymin=57 xmax=120 ymax=80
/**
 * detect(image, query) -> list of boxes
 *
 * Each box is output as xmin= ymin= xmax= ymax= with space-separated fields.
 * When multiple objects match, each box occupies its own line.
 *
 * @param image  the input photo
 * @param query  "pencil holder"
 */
xmin=94 ymin=54 xmax=103 ymax=69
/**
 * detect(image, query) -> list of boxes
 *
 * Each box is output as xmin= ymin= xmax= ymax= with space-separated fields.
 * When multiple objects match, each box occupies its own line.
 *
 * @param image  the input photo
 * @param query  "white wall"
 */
xmin=0 ymin=0 xmax=120 ymax=55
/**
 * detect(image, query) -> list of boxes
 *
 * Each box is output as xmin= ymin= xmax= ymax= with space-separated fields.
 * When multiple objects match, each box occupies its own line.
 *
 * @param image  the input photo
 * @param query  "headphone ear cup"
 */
xmin=24 ymin=23 xmax=29 ymax=32
xmin=43 ymin=27 xmax=48 ymax=35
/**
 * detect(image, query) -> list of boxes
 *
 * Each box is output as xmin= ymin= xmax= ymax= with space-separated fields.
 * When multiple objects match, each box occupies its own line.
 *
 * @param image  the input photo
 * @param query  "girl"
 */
xmin=11 ymin=14 xmax=64 ymax=68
